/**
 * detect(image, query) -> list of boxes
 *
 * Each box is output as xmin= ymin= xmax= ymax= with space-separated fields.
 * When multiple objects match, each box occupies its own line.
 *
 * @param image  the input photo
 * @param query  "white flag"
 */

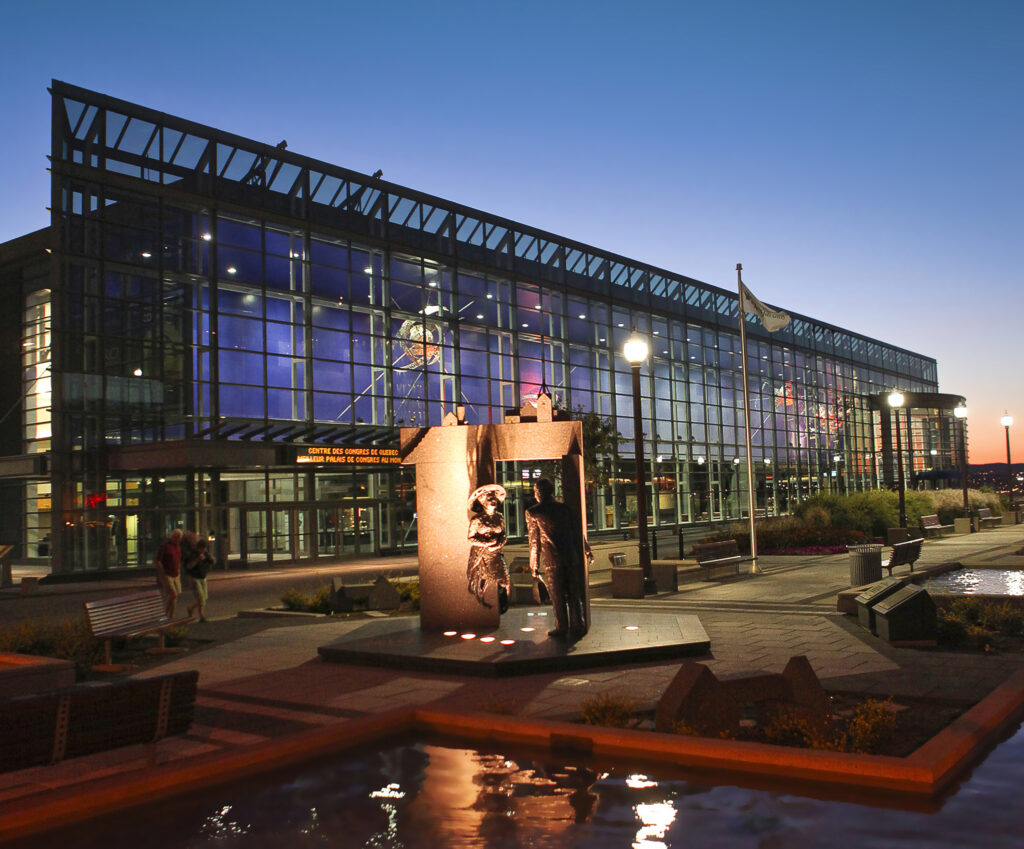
xmin=740 ymin=284 xmax=791 ymax=332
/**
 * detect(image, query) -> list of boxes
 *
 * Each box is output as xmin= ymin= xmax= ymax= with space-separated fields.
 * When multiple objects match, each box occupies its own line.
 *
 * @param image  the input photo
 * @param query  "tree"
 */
xmin=574 ymin=406 xmax=622 ymax=490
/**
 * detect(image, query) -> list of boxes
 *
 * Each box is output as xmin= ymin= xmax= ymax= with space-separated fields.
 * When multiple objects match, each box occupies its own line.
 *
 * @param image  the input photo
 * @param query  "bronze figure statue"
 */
xmin=526 ymin=478 xmax=588 ymax=639
xmin=466 ymin=483 xmax=510 ymax=613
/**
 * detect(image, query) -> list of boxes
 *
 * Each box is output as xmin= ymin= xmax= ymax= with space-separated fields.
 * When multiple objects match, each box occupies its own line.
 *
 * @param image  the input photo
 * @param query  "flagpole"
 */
xmin=736 ymin=264 xmax=760 ymax=574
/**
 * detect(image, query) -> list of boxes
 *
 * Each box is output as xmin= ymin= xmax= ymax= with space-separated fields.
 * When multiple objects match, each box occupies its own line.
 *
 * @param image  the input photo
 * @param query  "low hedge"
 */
xmin=0 ymin=618 xmax=103 ymax=679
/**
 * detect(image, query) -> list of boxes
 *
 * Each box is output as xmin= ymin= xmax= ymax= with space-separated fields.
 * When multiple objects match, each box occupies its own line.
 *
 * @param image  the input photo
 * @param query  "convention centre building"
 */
xmin=0 ymin=81 xmax=966 ymax=574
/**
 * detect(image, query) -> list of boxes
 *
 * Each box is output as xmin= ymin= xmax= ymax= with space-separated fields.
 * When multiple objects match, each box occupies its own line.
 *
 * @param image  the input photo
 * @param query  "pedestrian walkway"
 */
xmin=2 ymin=525 xmax=1023 ymax=812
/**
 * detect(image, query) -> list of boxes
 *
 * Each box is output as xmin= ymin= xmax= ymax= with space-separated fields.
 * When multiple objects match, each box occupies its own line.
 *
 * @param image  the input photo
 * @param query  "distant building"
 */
xmin=0 ymin=81 xmax=966 ymax=573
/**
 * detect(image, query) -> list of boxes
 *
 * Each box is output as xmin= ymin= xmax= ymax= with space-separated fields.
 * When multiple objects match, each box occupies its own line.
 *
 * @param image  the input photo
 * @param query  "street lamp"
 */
xmin=623 ymin=332 xmax=653 ymax=592
xmin=955 ymin=405 xmax=969 ymax=521
xmin=888 ymin=391 xmax=906 ymax=528
xmin=1001 ymin=412 xmax=1013 ymax=498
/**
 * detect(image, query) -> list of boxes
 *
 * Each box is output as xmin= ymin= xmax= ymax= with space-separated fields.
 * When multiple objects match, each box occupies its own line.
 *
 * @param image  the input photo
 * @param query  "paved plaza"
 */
xmin=2 ymin=524 xmax=1024 ymax=809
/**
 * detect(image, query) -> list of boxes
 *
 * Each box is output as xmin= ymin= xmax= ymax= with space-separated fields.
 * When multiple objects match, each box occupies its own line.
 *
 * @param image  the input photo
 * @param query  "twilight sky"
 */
xmin=1 ymin=0 xmax=1019 ymax=462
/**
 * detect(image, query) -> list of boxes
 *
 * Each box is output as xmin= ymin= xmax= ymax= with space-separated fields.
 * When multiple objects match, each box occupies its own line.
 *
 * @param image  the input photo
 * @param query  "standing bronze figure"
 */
xmin=526 ymin=478 xmax=588 ymax=639
xmin=466 ymin=484 xmax=510 ymax=613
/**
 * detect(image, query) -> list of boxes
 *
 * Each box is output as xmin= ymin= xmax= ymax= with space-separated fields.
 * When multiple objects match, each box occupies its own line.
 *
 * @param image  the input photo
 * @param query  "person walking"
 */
xmin=154 ymin=529 xmax=183 ymax=618
xmin=184 ymin=538 xmax=214 ymax=622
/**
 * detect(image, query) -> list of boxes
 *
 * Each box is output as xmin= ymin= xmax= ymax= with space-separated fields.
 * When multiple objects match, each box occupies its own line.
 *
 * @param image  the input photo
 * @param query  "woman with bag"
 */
xmin=184 ymin=538 xmax=214 ymax=622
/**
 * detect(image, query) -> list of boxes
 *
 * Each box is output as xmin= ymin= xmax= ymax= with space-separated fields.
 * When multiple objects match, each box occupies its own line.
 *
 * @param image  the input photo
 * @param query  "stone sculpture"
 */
xmin=526 ymin=478 xmax=588 ymax=639
xmin=466 ymin=483 xmax=510 ymax=613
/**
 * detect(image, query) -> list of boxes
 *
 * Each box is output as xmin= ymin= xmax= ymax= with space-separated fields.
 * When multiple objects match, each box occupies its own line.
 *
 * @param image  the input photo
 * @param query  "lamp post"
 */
xmin=955 ymin=405 xmax=969 ymax=520
xmin=623 ymin=332 xmax=653 ymax=592
xmin=888 ymin=391 xmax=906 ymax=528
xmin=1001 ymin=412 xmax=1013 ymax=498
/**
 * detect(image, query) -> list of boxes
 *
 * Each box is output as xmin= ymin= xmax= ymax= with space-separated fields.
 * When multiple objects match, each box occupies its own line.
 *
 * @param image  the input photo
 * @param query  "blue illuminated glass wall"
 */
xmin=40 ymin=81 xmax=943 ymax=569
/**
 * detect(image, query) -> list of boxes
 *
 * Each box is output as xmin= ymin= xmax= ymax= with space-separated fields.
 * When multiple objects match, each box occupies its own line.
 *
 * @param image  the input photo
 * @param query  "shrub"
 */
xmin=580 ymin=693 xmax=640 ymax=728
xmin=802 ymin=505 xmax=831 ymax=528
xmin=840 ymin=698 xmax=898 ymax=754
xmin=390 ymin=578 xmax=420 ymax=611
xmin=162 ymin=625 xmax=189 ymax=647
xmin=713 ymin=516 xmax=867 ymax=553
xmin=672 ymin=719 xmax=703 ymax=737
xmin=756 ymin=706 xmax=831 ymax=749
xmin=0 ymin=617 xmax=103 ymax=679
xmin=935 ymin=597 xmax=1022 ymax=648
xmin=980 ymin=602 xmax=1024 ymax=637
xmin=936 ymin=614 xmax=967 ymax=645
xmin=281 ymin=584 xmax=333 ymax=614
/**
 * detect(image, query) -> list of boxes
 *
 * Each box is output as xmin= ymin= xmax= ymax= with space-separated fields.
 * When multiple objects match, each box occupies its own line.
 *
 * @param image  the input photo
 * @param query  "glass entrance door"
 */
xmin=318 ymin=507 xmax=338 ymax=557
xmin=339 ymin=503 xmax=375 ymax=555
xmin=270 ymin=509 xmax=291 ymax=560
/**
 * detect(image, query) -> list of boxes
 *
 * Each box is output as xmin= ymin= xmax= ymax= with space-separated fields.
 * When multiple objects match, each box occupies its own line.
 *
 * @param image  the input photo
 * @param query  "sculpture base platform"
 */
xmin=317 ymin=607 xmax=710 ymax=677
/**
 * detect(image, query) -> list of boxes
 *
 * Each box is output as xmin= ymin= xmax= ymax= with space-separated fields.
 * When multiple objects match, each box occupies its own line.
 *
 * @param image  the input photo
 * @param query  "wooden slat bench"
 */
xmin=976 ymin=507 xmax=1001 ymax=529
xmin=0 ymin=670 xmax=198 ymax=773
xmin=85 ymin=590 xmax=193 ymax=669
xmin=692 ymin=540 xmax=750 ymax=580
xmin=882 ymin=537 xmax=924 ymax=576
xmin=919 ymin=514 xmax=953 ymax=538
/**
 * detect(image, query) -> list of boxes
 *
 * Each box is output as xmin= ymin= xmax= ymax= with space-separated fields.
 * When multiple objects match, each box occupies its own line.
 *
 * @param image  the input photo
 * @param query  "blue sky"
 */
xmin=1 ymin=0 xmax=1020 ymax=461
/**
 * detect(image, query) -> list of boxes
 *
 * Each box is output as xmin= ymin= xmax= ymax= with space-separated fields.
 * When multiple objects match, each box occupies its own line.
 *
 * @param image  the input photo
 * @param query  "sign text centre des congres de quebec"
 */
xmin=296 ymin=446 xmax=402 ymax=465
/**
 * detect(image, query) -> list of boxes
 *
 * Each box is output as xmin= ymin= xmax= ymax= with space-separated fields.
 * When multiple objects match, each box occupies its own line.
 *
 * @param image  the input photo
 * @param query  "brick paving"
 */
xmin=1 ymin=524 xmax=1023 ymax=807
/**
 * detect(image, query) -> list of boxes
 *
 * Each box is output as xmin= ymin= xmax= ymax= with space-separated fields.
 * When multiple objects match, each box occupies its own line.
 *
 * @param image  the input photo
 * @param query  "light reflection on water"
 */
xmin=13 ymin=724 xmax=1024 ymax=849
xmin=922 ymin=568 xmax=1024 ymax=595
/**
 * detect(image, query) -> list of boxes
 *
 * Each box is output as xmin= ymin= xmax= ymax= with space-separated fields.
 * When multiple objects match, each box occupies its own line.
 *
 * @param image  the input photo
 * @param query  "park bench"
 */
xmin=882 ymin=537 xmax=924 ymax=576
xmin=976 ymin=507 xmax=1001 ymax=529
xmin=85 ymin=590 xmax=193 ymax=669
xmin=0 ymin=670 xmax=198 ymax=773
xmin=919 ymin=514 xmax=953 ymax=538
xmin=692 ymin=540 xmax=750 ymax=580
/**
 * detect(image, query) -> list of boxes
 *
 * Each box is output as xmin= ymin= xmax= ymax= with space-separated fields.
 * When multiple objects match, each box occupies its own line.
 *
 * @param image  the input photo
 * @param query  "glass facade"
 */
xmin=11 ymin=81 xmax=950 ymax=571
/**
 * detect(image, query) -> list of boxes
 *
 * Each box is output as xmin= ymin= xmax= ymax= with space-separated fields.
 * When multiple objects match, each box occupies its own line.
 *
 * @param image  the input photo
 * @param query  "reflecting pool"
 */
xmin=922 ymin=568 xmax=1024 ymax=595
xmin=11 ymin=724 xmax=1024 ymax=848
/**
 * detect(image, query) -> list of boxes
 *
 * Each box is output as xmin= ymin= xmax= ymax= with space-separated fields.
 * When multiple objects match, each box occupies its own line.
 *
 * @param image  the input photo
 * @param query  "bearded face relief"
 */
xmin=466 ymin=484 xmax=511 ymax=614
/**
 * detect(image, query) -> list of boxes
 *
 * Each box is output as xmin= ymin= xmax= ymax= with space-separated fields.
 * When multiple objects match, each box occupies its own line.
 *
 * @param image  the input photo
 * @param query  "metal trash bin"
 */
xmin=848 ymin=545 xmax=883 ymax=586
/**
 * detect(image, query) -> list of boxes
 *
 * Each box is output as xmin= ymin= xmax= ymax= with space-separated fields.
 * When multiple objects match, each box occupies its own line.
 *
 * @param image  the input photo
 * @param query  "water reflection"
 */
xmin=634 ymin=800 xmax=677 ymax=848
xmin=923 ymin=567 xmax=1024 ymax=595
xmin=11 ymin=724 xmax=1024 ymax=848
xmin=405 ymin=745 xmax=600 ymax=846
